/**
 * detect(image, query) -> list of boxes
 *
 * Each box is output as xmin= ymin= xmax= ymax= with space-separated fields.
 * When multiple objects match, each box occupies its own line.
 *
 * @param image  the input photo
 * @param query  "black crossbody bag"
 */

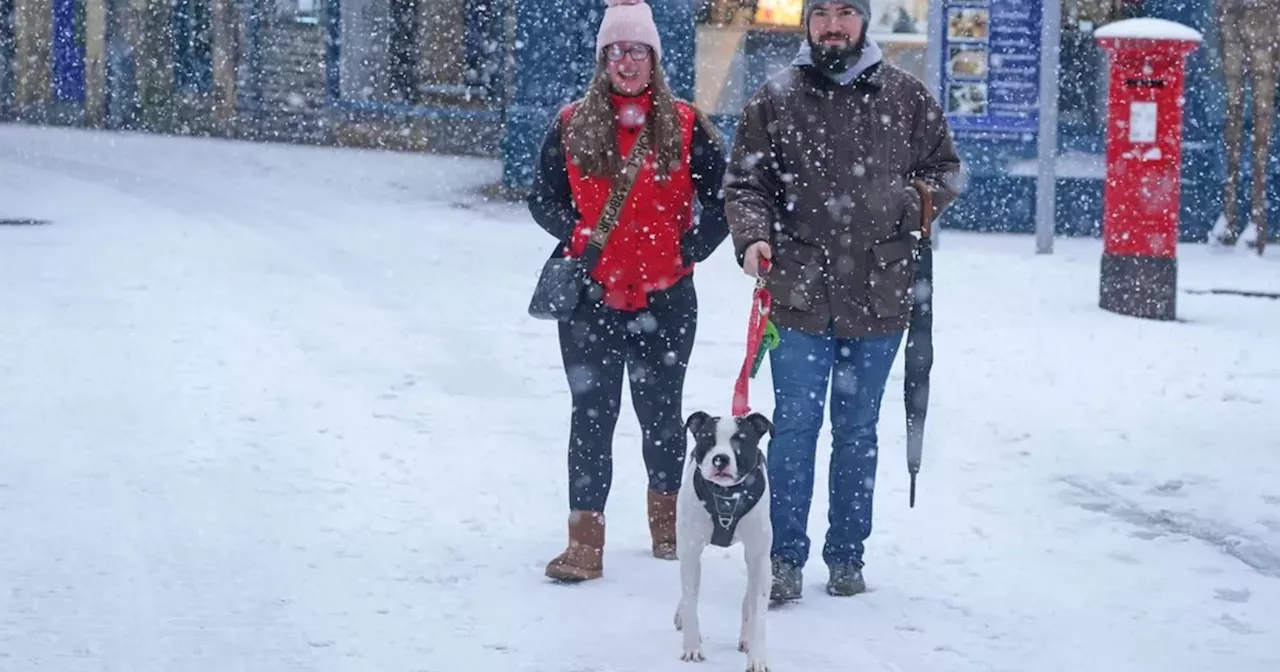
xmin=527 ymin=125 xmax=652 ymax=321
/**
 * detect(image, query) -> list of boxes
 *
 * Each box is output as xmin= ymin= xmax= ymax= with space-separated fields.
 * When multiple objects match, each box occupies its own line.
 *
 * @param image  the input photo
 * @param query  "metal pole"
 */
xmin=1035 ymin=0 xmax=1062 ymax=254
xmin=923 ymin=0 xmax=944 ymax=251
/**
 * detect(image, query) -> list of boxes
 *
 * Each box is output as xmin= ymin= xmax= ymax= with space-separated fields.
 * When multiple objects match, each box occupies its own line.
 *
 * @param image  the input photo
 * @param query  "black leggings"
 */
xmin=557 ymin=276 xmax=698 ymax=512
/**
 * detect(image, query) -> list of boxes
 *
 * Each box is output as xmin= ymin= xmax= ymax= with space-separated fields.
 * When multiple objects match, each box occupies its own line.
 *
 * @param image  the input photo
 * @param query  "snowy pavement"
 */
xmin=1 ymin=124 xmax=1278 ymax=672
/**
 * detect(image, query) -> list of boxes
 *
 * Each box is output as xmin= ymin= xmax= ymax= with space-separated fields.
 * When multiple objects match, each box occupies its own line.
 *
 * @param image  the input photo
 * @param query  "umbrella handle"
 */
xmin=912 ymin=179 xmax=935 ymax=239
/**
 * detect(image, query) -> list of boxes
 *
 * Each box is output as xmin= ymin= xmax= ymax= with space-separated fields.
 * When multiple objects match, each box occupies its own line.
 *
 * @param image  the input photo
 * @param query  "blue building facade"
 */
xmin=0 ymin=0 xmax=1274 ymax=245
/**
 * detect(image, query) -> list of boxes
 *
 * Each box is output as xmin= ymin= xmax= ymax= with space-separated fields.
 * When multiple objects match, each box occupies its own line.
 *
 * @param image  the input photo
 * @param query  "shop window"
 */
xmin=463 ymin=0 xmax=503 ymax=92
xmin=872 ymin=0 xmax=926 ymax=34
xmin=697 ymin=1 xmax=757 ymax=27
xmin=386 ymin=0 xmax=418 ymax=101
xmin=337 ymin=0 xmax=503 ymax=105
xmin=1059 ymin=0 xmax=1143 ymax=139
xmin=694 ymin=0 xmax=929 ymax=117
xmin=296 ymin=0 xmax=320 ymax=24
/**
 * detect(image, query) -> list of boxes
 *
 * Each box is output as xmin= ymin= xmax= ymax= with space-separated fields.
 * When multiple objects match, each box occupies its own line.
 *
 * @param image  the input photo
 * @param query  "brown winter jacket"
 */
xmin=725 ymin=60 xmax=961 ymax=339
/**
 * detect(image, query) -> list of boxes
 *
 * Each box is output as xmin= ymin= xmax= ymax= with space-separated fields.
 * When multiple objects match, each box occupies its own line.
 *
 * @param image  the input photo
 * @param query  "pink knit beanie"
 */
xmin=596 ymin=0 xmax=663 ymax=62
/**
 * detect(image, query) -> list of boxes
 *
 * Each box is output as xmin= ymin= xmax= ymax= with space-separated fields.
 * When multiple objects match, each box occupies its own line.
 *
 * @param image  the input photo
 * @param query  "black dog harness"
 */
xmin=692 ymin=461 xmax=767 ymax=548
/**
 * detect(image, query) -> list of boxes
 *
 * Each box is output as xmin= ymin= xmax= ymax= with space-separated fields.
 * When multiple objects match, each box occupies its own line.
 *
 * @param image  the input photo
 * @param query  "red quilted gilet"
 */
xmin=561 ymin=91 xmax=698 ymax=311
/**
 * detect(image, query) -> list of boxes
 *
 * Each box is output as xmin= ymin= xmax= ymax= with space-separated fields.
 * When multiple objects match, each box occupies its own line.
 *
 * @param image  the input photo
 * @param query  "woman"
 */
xmin=526 ymin=0 xmax=729 ymax=582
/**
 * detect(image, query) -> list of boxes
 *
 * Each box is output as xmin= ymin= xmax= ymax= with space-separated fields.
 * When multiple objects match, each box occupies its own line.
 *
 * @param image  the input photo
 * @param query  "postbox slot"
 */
xmin=1124 ymin=77 xmax=1166 ymax=88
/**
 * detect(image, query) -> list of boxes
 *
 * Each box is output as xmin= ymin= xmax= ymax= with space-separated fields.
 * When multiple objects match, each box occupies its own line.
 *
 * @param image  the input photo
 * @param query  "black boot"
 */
xmin=770 ymin=558 xmax=803 ymax=602
xmin=825 ymin=563 xmax=867 ymax=596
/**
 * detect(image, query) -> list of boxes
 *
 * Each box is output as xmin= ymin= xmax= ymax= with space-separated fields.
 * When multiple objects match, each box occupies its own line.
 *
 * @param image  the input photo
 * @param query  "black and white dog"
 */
xmin=674 ymin=410 xmax=774 ymax=672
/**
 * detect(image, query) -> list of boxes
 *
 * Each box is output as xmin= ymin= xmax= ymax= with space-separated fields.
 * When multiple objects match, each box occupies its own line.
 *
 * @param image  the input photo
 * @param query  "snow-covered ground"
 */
xmin=1 ymin=124 xmax=1278 ymax=672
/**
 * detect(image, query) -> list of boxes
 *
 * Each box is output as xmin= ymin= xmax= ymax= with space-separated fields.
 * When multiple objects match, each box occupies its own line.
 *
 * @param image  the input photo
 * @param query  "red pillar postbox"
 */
xmin=1094 ymin=18 xmax=1202 ymax=321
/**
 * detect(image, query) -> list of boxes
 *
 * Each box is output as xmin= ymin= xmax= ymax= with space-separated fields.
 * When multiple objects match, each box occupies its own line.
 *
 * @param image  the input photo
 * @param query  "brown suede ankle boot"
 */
xmin=545 ymin=510 xmax=605 ymax=582
xmin=647 ymin=490 xmax=678 ymax=560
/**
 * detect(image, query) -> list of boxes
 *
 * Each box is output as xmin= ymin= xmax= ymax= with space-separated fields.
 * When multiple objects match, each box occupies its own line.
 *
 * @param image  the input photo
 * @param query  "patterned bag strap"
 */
xmin=579 ymin=125 xmax=653 ymax=272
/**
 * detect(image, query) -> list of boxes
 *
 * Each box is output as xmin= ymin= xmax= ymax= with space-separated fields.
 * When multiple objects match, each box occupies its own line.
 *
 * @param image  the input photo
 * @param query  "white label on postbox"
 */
xmin=1129 ymin=102 xmax=1158 ymax=144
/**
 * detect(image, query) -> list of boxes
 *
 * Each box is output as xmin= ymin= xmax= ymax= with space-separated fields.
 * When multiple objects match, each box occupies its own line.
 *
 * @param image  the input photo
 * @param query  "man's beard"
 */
xmin=809 ymin=29 xmax=866 ymax=75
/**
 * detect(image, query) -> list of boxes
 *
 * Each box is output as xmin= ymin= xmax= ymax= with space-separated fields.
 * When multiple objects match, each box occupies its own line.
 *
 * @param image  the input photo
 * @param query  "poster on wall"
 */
xmin=935 ymin=0 xmax=1042 ymax=139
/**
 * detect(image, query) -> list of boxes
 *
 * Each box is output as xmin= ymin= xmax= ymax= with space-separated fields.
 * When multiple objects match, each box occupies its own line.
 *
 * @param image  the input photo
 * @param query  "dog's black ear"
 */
xmin=685 ymin=411 xmax=715 ymax=437
xmin=744 ymin=411 xmax=774 ymax=438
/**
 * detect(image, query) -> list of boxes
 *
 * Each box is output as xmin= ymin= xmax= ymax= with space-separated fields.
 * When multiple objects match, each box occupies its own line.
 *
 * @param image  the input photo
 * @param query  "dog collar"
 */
xmin=692 ymin=461 xmax=767 ymax=548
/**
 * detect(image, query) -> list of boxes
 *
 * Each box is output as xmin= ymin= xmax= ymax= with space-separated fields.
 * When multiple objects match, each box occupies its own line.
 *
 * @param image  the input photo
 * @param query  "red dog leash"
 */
xmin=731 ymin=258 xmax=772 ymax=418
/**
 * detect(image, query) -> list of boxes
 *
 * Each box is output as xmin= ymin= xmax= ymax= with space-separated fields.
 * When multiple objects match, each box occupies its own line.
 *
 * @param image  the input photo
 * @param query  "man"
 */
xmin=724 ymin=0 xmax=960 ymax=601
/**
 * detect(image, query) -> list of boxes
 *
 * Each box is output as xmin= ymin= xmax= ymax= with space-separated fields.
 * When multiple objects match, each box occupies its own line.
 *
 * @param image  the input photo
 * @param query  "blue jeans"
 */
xmin=767 ymin=324 xmax=904 ymax=570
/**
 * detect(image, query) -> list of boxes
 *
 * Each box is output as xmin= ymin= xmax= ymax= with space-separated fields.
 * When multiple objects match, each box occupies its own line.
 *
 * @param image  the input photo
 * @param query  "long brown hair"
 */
xmin=564 ymin=52 xmax=685 ymax=182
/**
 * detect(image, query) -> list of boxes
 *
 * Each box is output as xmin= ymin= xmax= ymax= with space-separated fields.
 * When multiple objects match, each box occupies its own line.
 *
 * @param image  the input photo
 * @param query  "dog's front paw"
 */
xmin=745 ymin=655 xmax=770 ymax=672
xmin=680 ymin=647 xmax=706 ymax=663
xmin=680 ymin=625 xmax=704 ymax=663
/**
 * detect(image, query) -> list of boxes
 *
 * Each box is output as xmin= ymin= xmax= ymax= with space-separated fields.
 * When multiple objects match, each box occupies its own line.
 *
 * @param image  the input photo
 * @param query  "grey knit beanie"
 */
xmin=804 ymin=0 xmax=871 ymax=23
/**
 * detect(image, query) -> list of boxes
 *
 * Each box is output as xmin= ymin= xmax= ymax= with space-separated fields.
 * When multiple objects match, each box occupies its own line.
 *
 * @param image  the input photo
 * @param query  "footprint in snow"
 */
xmin=1147 ymin=480 xmax=1186 ymax=497
xmin=1214 ymin=588 xmax=1251 ymax=604
xmin=1106 ymin=551 xmax=1140 ymax=565
xmin=1215 ymin=614 xmax=1257 ymax=635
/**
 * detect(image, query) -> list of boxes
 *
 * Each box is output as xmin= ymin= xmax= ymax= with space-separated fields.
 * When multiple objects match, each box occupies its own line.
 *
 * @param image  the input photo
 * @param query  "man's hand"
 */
xmin=743 ymin=241 xmax=772 ymax=277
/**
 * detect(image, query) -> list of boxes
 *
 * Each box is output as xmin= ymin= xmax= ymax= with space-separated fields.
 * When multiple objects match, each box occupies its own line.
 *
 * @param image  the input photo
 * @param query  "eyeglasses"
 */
xmin=605 ymin=43 xmax=652 ymax=62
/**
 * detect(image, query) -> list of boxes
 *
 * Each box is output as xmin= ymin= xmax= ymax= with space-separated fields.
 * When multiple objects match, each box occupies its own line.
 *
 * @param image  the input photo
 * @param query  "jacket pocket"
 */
xmin=866 ymin=236 xmax=917 ymax=319
xmin=767 ymin=244 xmax=823 ymax=313
xmin=768 ymin=269 xmax=815 ymax=313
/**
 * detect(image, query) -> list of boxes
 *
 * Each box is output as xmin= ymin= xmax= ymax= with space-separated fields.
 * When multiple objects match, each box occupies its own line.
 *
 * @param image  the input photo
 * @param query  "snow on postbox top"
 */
xmin=1094 ymin=18 xmax=1202 ymax=56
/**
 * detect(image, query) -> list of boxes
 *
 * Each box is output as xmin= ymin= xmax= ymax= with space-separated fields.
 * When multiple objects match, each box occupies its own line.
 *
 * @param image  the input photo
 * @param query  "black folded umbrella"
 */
xmin=904 ymin=181 xmax=937 ymax=508
xmin=904 ymin=234 xmax=933 ymax=508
